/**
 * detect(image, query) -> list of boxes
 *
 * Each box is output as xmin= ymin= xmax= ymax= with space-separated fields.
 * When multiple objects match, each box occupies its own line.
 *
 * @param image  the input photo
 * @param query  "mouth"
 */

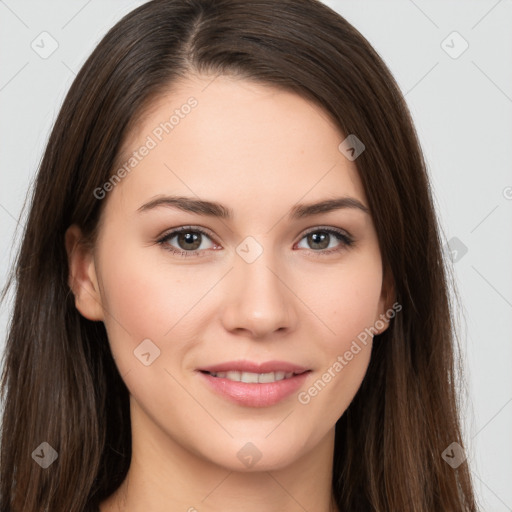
xmin=197 ymin=361 xmax=311 ymax=407
xmin=200 ymin=369 xmax=308 ymax=383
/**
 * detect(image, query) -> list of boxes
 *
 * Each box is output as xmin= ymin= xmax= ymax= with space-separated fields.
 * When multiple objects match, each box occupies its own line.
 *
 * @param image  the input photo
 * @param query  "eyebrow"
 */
xmin=137 ymin=195 xmax=369 ymax=219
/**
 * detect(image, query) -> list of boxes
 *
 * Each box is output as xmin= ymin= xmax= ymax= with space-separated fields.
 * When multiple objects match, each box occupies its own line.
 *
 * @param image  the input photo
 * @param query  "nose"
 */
xmin=220 ymin=246 xmax=298 ymax=339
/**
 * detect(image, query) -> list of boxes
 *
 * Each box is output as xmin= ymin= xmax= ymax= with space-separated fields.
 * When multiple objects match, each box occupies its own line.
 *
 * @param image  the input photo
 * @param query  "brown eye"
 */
xmin=157 ymin=227 xmax=217 ymax=257
xmin=296 ymin=228 xmax=354 ymax=254
xmin=174 ymin=231 xmax=202 ymax=251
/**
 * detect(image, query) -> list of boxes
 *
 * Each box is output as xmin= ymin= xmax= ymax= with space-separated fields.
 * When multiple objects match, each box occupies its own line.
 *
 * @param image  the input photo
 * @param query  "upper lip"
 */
xmin=198 ymin=360 xmax=310 ymax=374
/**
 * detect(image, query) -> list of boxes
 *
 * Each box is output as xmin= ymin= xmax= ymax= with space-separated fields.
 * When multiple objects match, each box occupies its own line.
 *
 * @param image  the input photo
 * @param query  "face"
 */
xmin=67 ymin=74 xmax=393 ymax=473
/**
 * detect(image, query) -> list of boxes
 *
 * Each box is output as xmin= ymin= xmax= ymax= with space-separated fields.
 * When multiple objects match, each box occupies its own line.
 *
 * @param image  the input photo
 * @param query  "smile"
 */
xmin=197 ymin=361 xmax=311 ymax=407
xmin=205 ymin=370 xmax=301 ymax=383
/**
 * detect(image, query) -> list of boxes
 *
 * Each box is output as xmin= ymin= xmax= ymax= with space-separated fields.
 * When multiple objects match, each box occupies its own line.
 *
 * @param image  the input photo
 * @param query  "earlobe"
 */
xmin=65 ymin=224 xmax=104 ymax=321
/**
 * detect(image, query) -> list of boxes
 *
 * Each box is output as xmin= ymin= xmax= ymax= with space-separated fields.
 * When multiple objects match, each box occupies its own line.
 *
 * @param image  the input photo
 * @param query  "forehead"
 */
xmin=104 ymin=74 xmax=367 ymax=218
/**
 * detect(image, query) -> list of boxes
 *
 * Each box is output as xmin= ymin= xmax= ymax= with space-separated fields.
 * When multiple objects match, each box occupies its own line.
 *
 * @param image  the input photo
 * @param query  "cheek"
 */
xmin=331 ymin=270 xmax=382 ymax=346
xmin=293 ymin=252 xmax=382 ymax=419
xmin=301 ymin=248 xmax=383 ymax=351
xmin=95 ymin=239 xmax=193 ymax=370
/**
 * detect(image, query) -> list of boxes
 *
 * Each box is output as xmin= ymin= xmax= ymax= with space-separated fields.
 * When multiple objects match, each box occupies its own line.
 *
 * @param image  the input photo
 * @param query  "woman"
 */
xmin=0 ymin=0 xmax=478 ymax=510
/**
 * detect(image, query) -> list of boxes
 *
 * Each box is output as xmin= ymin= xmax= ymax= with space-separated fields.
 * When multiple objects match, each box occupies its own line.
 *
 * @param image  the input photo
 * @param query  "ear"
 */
xmin=65 ymin=224 xmax=104 ymax=321
xmin=374 ymin=266 xmax=396 ymax=335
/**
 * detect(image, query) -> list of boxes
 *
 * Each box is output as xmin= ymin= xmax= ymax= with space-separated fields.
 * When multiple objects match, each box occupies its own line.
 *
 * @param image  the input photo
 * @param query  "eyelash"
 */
xmin=156 ymin=225 xmax=355 ymax=258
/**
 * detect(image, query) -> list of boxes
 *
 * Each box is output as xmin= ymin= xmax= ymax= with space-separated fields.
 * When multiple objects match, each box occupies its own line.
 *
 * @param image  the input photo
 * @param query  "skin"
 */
xmin=66 ymin=74 xmax=394 ymax=512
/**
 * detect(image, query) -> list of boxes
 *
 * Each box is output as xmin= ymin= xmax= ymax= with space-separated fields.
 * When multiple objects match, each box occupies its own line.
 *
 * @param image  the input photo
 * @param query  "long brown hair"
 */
xmin=0 ymin=0 xmax=477 ymax=510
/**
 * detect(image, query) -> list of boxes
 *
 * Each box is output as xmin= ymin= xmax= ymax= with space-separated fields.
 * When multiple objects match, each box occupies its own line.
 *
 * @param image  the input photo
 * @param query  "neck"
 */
xmin=100 ymin=399 xmax=339 ymax=512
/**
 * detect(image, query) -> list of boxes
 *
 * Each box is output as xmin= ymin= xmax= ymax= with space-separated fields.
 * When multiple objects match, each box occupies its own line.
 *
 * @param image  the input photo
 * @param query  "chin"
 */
xmin=197 ymin=433 xmax=315 ymax=473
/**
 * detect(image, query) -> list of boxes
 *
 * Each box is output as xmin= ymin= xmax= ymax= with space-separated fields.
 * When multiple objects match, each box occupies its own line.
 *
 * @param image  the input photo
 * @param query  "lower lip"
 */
xmin=198 ymin=371 xmax=310 ymax=407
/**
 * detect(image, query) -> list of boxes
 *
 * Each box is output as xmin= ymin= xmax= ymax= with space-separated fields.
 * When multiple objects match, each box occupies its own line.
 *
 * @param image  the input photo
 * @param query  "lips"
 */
xmin=197 ymin=360 xmax=311 ymax=407
xmin=206 ymin=370 xmax=297 ymax=383
xmin=198 ymin=360 xmax=310 ymax=374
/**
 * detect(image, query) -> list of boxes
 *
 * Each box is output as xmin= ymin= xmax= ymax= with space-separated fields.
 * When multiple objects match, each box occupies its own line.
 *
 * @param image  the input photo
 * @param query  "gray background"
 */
xmin=1 ymin=0 xmax=511 ymax=509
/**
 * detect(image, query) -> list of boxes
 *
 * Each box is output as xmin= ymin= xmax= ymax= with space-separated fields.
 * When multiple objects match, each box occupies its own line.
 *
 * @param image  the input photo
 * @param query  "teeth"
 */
xmin=226 ymin=371 xmax=241 ymax=381
xmin=241 ymin=371 xmax=259 ymax=383
xmin=258 ymin=372 xmax=276 ymax=383
xmin=208 ymin=371 xmax=297 ymax=383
